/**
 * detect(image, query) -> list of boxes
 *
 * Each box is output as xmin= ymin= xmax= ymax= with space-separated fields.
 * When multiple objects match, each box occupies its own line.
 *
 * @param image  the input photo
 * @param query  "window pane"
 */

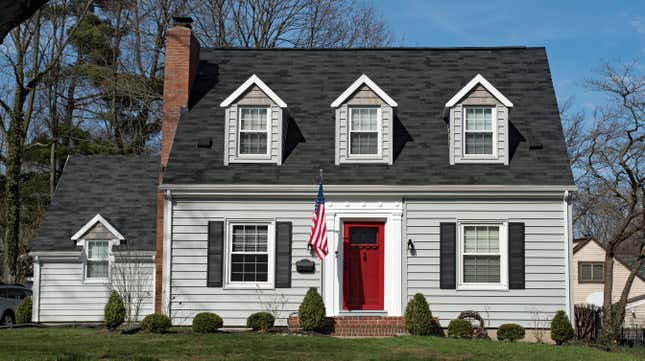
xmin=464 ymin=226 xmax=499 ymax=253
xmin=239 ymin=133 xmax=268 ymax=155
xmin=349 ymin=227 xmax=378 ymax=245
xmin=466 ymin=107 xmax=492 ymax=130
xmin=465 ymin=133 xmax=493 ymax=155
xmin=464 ymin=255 xmax=500 ymax=283
xmin=240 ymin=108 xmax=267 ymax=130
xmin=351 ymin=108 xmax=378 ymax=131
xmin=230 ymin=254 xmax=268 ymax=282
xmin=581 ymin=264 xmax=592 ymax=281
xmin=88 ymin=241 xmax=108 ymax=259
xmin=232 ymin=225 xmax=268 ymax=252
xmin=87 ymin=261 xmax=109 ymax=278
xmin=593 ymin=264 xmax=604 ymax=281
xmin=350 ymin=133 xmax=378 ymax=155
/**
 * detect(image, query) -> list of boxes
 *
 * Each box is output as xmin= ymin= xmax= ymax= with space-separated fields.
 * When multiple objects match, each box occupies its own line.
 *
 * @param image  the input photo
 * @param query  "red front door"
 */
xmin=343 ymin=222 xmax=384 ymax=310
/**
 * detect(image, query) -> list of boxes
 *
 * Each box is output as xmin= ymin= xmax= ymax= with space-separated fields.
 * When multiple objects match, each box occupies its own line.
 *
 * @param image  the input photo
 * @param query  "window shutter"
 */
xmin=207 ymin=221 xmax=224 ymax=287
xmin=275 ymin=222 xmax=293 ymax=288
xmin=508 ymin=222 xmax=526 ymax=289
xmin=440 ymin=223 xmax=456 ymax=289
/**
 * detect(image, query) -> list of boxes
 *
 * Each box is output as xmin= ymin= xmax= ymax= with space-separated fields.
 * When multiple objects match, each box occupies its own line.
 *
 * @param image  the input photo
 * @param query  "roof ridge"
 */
xmin=201 ymin=46 xmax=541 ymax=51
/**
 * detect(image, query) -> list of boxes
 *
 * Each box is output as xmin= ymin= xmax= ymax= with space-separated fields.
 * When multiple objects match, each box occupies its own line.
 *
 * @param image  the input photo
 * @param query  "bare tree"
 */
xmin=110 ymin=247 xmax=154 ymax=326
xmin=567 ymin=61 xmax=644 ymax=342
xmin=188 ymin=0 xmax=391 ymax=48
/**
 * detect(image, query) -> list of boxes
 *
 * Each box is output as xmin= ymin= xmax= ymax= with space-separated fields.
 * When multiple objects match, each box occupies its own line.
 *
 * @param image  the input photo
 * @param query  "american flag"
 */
xmin=307 ymin=181 xmax=328 ymax=260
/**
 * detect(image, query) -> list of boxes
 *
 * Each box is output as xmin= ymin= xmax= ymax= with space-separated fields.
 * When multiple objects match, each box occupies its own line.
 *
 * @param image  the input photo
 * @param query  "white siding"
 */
xmin=37 ymin=261 xmax=154 ymax=323
xmin=405 ymin=198 xmax=567 ymax=327
xmin=170 ymin=199 xmax=319 ymax=326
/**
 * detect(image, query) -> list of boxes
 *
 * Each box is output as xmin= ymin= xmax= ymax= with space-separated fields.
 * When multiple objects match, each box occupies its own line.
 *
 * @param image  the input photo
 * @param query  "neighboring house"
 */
xmin=572 ymin=238 xmax=645 ymax=327
xmin=30 ymin=17 xmax=576 ymax=335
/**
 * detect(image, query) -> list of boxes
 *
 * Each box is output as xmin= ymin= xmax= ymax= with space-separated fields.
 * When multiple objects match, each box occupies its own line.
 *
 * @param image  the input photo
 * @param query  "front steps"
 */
xmin=288 ymin=315 xmax=407 ymax=336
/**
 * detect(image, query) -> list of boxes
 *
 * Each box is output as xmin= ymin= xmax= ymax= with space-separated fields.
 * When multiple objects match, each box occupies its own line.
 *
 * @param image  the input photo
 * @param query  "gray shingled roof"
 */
xmin=32 ymin=155 xmax=159 ymax=252
xmin=164 ymin=47 xmax=574 ymax=186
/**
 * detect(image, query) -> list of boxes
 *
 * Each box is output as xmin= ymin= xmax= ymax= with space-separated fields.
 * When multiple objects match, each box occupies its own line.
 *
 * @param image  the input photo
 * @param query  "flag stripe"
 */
xmin=308 ymin=181 xmax=328 ymax=260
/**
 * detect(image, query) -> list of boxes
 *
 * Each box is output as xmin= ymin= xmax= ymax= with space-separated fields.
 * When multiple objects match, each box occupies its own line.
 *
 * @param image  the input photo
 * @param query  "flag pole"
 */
xmin=319 ymin=168 xmax=323 ymax=184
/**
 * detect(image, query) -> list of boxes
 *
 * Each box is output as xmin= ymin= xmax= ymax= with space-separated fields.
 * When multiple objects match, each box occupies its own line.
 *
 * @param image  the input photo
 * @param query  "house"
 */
xmin=30 ymin=17 xmax=576 ymax=336
xmin=573 ymin=238 xmax=645 ymax=327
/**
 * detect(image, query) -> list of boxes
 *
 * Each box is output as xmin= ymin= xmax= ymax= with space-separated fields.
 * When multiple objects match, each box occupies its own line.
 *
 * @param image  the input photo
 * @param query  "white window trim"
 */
xmin=223 ymin=220 xmax=275 ymax=289
xmin=445 ymin=74 xmax=513 ymax=108
xmin=347 ymin=106 xmax=383 ymax=159
xmin=330 ymin=74 xmax=398 ymax=108
xmin=236 ymin=106 xmax=272 ymax=159
xmin=462 ymin=106 xmax=498 ymax=160
xmin=220 ymin=74 xmax=287 ymax=108
xmin=456 ymin=221 xmax=508 ymax=291
xmin=82 ymin=239 xmax=116 ymax=284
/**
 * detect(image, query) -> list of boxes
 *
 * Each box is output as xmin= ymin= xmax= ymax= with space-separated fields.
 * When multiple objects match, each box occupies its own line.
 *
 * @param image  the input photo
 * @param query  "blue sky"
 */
xmin=376 ymin=0 xmax=644 ymax=112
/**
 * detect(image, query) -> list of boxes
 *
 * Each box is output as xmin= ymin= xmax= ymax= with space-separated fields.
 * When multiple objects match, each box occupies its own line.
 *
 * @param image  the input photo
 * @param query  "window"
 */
xmin=579 ymin=262 xmax=604 ymax=283
xmin=464 ymin=107 xmax=495 ymax=156
xmin=349 ymin=107 xmax=380 ymax=156
xmin=86 ymin=240 xmax=109 ymax=280
xmin=228 ymin=224 xmax=273 ymax=286
xmin=458 ymin=223 xmax=507 ymax=289
xmin=238 ymin=107 xmax=270 ymax=156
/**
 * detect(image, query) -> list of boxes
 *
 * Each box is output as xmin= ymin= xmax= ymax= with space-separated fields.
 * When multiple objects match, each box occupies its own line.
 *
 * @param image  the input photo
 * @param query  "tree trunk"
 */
xmin=3 ymin=91 xmax=25 ymax=283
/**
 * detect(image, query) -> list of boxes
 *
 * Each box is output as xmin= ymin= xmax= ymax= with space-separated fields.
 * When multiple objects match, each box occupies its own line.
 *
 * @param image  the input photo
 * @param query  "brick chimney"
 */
xmin=156 ymin=16 xmax=200 ymax=313
xmin=161 ymin=16 xmax=200 ymax=167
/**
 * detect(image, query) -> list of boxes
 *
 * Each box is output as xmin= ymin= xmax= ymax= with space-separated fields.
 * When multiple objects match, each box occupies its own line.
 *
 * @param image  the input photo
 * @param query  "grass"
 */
xmin=0 ymin=327 xmax=642 ymax=361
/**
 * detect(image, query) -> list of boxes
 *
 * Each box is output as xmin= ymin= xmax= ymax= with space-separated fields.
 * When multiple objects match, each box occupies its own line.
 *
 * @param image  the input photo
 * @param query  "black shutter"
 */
xmin=207 ymin=221 xmax=224 ymax=287
xmin=508 ymin=222 xmax=526 ymax=289
xmin=275 ymin=222 xmax=293 ymax=288
xmin=440 ymin=223 xmax=457 ymax=289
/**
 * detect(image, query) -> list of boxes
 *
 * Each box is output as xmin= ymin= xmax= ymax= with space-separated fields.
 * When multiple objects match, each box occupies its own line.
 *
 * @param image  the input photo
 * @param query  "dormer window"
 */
xmin=464 ymin=106 xmax=495 ymax=157
xmin=71 ymin=214 xmax=124 ymax=283
xmin=238 ymin=106 xmax=270 ymax=156
xmin=446 ymin=74 xmax=512 ymax=165
xmin=220 ymin=75 xmax=287 ymax=165
xmin=331 ymin=74 xmax=397 ymax=165
xmin=349 ymin=107 xmax=381 ymax=156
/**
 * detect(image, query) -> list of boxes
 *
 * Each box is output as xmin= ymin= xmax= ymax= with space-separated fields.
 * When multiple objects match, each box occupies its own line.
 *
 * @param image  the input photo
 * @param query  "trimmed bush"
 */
xmin=497 ymin=323 xmax=525 ymax=342
xmin=247 ymin=312 xmax=275 ymax=332
xmin=551 ymin=310 xmax=574 ymax=345
xmin=192 ymin=312 xmax=223 ymax=333
xmin=447 ymin=319 xmax=473 ymax=339
xmin=404 ymin=293 xmax=434 ymax=335
xmin=104 ymin=291 xmax=126 ymax=330
xmin=16 ymin=297 xmax=32 ymax=324
xmin=142 ymin=314 xmax=171 ymax=333
xmin=298 ymin=288 xmax=326 ymax=331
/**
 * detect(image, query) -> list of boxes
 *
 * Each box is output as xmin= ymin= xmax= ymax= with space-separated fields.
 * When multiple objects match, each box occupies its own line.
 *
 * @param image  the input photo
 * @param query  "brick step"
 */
xmin=287 ymin=315 xmax=408 ymax=337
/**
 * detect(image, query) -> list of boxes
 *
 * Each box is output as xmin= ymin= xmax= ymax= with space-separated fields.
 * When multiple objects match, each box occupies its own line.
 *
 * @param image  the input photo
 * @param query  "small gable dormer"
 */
xmin=331 ymin=74 xmax=397 ymax=165
xmin=71 ymin=214 xmax=124 ymax=281
xmin=445 ymin=74 xmax=513 ymax=165
xmin=220 ymin=75 xmax=287 ymax=165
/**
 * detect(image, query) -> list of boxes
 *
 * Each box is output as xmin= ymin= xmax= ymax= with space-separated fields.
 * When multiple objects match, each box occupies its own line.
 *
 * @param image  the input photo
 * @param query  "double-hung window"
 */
xmin=459 ymin=223 xmax=507 ymax=289
xmin=464 ymin=107 xmax=495 ymax=157
xmin=228 ymin=224 xmax=273 ymax=286
xmin=238 ymin=107 xmax=270 ymax=156
xmin=86 ymin=240 xmax=110 ymax=280
xmin=579 ymin=262 xmax=604 ymax=283
xmin=349 ymin=107 xmax=380 ymax=156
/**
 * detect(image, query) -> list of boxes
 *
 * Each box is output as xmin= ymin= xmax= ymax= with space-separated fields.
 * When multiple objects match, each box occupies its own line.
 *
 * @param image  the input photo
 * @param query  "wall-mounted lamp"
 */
xmin=407 ymin=239 xmax=416 ymax=253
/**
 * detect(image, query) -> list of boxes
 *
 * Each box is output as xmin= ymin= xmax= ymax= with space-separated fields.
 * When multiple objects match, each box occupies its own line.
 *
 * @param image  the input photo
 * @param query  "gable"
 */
xmin=345 ymin=85 xmax=386 ymax=106
xmin=459 ymin=85 xmax=501 ymax=106
xmin=78 ymin=223 xmax=115 ymax=240
xmin=235 ymin=85 xmax=276 ymax=106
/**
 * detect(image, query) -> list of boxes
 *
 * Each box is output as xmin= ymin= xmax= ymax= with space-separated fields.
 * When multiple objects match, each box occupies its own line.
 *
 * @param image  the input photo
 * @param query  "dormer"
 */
xmin=220 ymin=75 xmax=287 ymax=165
xmin=331 ymin=74 xmax=397 ymax=165
xmin=71 ymin=214 xmax=124 ymax=282
xmin=445 ymin=74 xmax=513 ymax=165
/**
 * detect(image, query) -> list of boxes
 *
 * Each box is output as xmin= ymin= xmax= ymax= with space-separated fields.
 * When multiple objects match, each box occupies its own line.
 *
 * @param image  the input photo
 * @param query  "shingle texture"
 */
xmin=32 ymin=155 xmax=159 ymax=252
xmin=164 ymin=47 xmax=574 ymax=186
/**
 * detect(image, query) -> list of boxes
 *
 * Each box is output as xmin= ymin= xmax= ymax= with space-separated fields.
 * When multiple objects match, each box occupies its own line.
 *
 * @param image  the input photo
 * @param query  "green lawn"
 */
xmin=0 ymin=328 xmax=642 ymax=361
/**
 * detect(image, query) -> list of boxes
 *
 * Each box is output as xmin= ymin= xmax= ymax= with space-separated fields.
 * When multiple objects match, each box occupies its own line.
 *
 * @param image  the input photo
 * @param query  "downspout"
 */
xmin=563 ymin=190 xmax=574 ymax=320
xmin=162 ymin=189 xmax=173 ymax=317
xmin=32 ymin=256 xmax=41 ymax=323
